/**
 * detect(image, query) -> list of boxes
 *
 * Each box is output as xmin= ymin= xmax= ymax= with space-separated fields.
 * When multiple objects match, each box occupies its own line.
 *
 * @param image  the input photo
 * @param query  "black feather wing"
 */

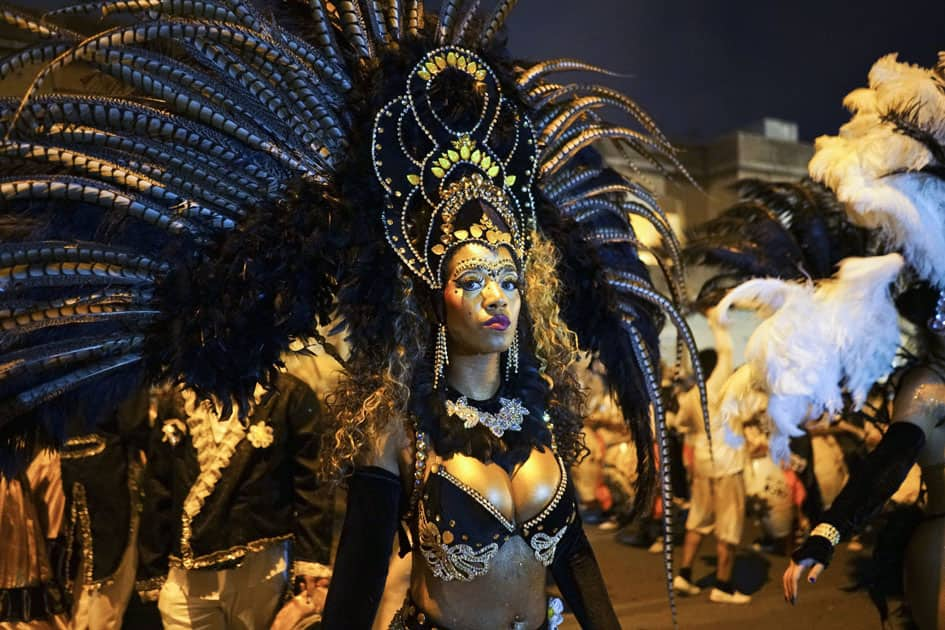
xmin=0 ymin=1 xmax=357 ymax=465
xmin=684 ymin=178 xmax=873 ymax=308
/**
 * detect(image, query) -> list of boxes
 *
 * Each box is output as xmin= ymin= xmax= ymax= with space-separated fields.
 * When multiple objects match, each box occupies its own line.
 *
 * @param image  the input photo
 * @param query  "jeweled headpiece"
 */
xmin=372 ymin=47 xmax=539 ymax=289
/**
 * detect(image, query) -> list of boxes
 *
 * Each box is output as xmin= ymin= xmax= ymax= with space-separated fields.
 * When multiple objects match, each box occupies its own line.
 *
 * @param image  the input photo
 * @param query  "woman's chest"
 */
xmin=432 ymin=448 xmax=562 ymax=524
xmin=415 ymin=446 xmax=576 ymax=583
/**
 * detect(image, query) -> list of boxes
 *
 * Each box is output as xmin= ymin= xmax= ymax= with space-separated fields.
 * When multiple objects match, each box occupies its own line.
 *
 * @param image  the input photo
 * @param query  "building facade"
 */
xmin=598 ymin=118 xmax=814 ymax=365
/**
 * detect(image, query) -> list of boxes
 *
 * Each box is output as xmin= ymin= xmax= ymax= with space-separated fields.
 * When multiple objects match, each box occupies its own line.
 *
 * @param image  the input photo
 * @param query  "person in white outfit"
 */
xmin=670 ymin=309 xmax=751 ymax=604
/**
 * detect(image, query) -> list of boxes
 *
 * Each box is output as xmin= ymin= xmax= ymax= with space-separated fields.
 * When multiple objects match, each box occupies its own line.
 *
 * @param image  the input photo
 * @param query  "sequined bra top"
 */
xmin=413 ymin=446 xmax=577 ymax=582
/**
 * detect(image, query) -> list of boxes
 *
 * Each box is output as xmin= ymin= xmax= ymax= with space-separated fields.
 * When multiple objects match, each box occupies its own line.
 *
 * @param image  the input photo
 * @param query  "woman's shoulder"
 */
xmin=893 ymin=364 xmax=945 ymax=432
xmin=361 ymin=416 xmax=414 ymax=478
xmin=899 ymin=362 xmax=945 ymax=392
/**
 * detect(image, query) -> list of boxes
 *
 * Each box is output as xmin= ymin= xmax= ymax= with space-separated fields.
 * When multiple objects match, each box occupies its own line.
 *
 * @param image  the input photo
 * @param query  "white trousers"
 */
xmin=157 ymin=543 xmax=288 ymax=630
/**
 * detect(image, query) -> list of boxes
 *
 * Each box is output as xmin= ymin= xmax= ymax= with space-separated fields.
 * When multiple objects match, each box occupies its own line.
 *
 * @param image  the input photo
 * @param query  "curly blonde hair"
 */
xmin=524 ymin=231 xmax=588 ymax=465
xmin=318 ymin=264 xmax=427 ymax=480
xmin=526 ymin=231 xmax=581 ymax=376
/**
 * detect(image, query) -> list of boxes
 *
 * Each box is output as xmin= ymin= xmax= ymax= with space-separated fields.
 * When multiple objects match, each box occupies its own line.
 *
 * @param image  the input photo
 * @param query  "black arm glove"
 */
xmin=792 ymin=421 xmax=925 ymax=567
xmin=550 ymin=518 xmax=620 ymax=630
xmin=320 ymin=466 xmax=403 ymax=630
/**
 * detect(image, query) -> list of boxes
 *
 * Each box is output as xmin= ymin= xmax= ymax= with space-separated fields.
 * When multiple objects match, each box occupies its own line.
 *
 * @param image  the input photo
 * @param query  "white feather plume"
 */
xmin=717 ymin=255 xmax=904 ymax=463
xmin=809 ymin=53 xmax=945 ymax=287
xmin=718 ymin=365 xmax=768 ymax=428
xmin=715 ymin=278 xmax=807 ymax=323
xmin=717 ymin=364 xmax=767 ymax=450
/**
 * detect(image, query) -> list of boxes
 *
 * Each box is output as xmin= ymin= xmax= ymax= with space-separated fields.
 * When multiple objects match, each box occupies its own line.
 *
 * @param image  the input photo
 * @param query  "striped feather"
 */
xmin=0 ymin=303 xmax=157 ymax=337
xmin=9 ymin=20 xmax=343 ymax=159
xmin=540 ymin=125 xmax=682 ymax=178
xmin=0 ymin=265 xmax=153 ymax=293
xmin=517 ymin=58 xmax=621 ymax=90
xmin=0 ymin=334 xmax=146 ymax=382
xmin=0 ymin=353 xmax=143 ymax=419
xmin=39 ymin=2 xmax=103 ymax=18
xmin=566 ymin=196 xmax=687 ymax=300
xmin=98 ymin=0 xmax=241 ymax=21
xmin=336 ymin=1 xmax=374 ymax=58
xmin=0 ymin=141 xmax=236 ymax=229
xmin=540 ymin=167 xmax=603 ymax=202
xmin=1 ymin=102 xmax=288 ymax=194
xmin=385 ymin=0 xmax=402 ymax=40
xmin=451 ymin=0 xmax=481 ymax=43
xmin=538 ymin=93 xmax=674 ymax=153
xmin=0 ymin=43 xmax=73 ymax=81
xmin=0 ymin=176 xmax=199 ymax=236
xmin=478 ymin=0 xmax=517 ymax=47
xmin=0 ymin=242 xmax=168 ymax=276
xmin=436 ymin=0 xmax=463 ymax=44
xmin=624 ymin=321 xmax=678 ymax=629
xmin=404 ymin=0 xmax=422 ymax=35
xmin=38 ymin=125 xmax=269 ymax=204
xmin=305 ymin=0 xmax=344 ymax=65
xmin=184 ymin=40 xmax=344 ymax=150
xmin=364 ymin=0 xmax=391 ymax=44
xmin=0 ymin=6 xmax=81 ymax=39
xmin=89 ymin=48 xmax=293 ymax=146
xmin=609 ymin=273 xmax=710 ymax=440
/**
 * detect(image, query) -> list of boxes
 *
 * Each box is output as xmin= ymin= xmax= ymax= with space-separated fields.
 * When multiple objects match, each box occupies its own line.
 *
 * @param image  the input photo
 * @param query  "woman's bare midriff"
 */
xmin=410 ymin=536 xmax=547 ymax=630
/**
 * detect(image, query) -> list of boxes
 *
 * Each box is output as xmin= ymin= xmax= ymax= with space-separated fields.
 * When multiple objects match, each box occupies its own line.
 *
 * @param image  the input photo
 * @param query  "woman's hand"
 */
xmin=782 ymin=557 xmax=825 ymax=605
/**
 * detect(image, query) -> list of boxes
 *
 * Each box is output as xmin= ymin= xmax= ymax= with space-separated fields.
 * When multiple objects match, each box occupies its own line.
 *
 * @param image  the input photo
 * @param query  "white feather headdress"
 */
xmin=810 ymin=54 xmax=945 ymax=287
xmin=717 ymin=255 xmax=903 ymax=462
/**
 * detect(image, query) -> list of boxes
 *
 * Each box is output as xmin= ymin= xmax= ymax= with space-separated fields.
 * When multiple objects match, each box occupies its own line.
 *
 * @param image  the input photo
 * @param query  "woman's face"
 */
xmin=442 ymin=243 xmax=521 ymax=356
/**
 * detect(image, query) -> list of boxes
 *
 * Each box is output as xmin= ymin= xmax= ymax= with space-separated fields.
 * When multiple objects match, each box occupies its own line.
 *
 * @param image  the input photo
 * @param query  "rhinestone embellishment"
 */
xmin=445 ymin=395 xmax=528 ymax=437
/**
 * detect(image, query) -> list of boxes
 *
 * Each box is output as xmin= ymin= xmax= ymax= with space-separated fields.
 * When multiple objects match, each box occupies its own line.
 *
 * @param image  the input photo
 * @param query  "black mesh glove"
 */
xmin=792 ymin=421 xmax=925 ymax=567
xmin=791 ymin=534 xmax=836 ymax=567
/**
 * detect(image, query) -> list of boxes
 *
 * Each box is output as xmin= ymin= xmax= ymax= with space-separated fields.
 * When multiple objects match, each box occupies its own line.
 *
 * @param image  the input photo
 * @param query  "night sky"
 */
xmin=504 ymin=0 xmax=945 ymax=142
xmin=20 ymin=0 xmax=945 ymax=142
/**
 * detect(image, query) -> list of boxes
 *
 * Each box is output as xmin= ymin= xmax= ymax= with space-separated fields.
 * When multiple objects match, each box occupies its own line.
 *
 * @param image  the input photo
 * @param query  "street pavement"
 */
xmin=561 ymin=522 xmax=895 ymax=629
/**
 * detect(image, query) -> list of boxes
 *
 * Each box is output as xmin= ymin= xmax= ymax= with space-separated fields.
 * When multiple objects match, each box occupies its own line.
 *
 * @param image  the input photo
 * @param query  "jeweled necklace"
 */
xmin=445 ymin=394 xmax=528 ymax=438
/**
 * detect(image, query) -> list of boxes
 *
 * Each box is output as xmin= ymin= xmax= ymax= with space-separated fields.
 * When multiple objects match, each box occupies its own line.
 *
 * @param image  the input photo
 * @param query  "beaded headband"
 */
xmin=372 ymin=46 xmax=539 ymax=289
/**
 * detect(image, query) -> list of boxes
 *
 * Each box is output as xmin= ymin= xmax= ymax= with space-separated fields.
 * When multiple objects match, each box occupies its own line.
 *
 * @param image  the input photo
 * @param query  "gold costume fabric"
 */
xmin=0 ymin=452 xmax=67 ymax=624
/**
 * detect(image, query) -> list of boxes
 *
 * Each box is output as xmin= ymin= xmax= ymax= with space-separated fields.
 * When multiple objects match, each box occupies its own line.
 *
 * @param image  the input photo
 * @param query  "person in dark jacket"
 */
xmin=136 ymin=373 xmax=332 ymax=630
xmin=61 ymin=390 xmax=151 ymax=629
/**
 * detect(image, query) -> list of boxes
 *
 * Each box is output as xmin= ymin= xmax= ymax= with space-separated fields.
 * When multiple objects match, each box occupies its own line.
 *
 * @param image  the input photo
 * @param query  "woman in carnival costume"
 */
xmin=686 ymin=52 xmax=945 ymax=628
xmin=0 ymin=1 xmax=709 ymax=628
xmin=776 ymin=52 xmax=945 ymax=630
